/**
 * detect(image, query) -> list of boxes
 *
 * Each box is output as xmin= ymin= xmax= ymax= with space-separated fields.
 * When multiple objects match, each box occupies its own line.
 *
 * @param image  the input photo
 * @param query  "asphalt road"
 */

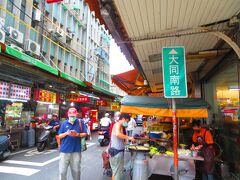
xmin=0 ymin=132 xmax=111 ymax=180
xmin=0 ymin=131 xmax=172 ymax=180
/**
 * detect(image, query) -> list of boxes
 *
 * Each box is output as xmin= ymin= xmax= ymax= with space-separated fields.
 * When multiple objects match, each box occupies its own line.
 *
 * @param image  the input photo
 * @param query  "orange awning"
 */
xmin=112 ymin=69 xmax=149 ymax=95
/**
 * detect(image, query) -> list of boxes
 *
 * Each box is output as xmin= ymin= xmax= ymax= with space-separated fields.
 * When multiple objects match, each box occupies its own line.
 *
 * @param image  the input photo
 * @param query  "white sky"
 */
xmin=109 ymin=39 xmax=134 ymax=75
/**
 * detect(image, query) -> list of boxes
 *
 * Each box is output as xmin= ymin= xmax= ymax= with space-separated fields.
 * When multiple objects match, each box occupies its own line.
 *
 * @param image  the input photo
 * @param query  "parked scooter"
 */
xmin=98 ymin=128 xmax=110 ymax=146
xmin=37 ymin=126 xmax=58 ymax=152
xmin=0 ymin=135 xmax=11 ymax=160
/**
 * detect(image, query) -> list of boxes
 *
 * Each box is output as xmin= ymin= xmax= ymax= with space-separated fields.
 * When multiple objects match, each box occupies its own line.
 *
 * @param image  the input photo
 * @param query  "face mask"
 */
xmin=122 ymin=122 xmax=128 ymax=127
xmin=69 ymin=117 xmax=76 ymax=122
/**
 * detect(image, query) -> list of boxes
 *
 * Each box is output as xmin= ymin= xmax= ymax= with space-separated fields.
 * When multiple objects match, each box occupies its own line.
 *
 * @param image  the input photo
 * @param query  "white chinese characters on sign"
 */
xmin=169 ymin=51 xmax=180 ymax=96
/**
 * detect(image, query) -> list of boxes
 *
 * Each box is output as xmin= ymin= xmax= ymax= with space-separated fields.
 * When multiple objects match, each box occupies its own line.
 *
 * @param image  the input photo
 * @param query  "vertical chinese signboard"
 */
xmin=162 ymin=47 xmax=188 ymax=98
xmin=162 ymin=46 xmax=187 ymax=180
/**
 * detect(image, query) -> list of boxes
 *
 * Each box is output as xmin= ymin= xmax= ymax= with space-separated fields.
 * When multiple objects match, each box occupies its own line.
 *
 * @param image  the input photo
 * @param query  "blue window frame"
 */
xmin=60 ymin=7 xmax=65 ymax=25
xmin=53 ymin=3 xmax=59 ymax=20
xmin=70 ymin=54 xmax=74 ymax=66
xmin=30 ymin=29 xmax=37 ymax=41
xmin=42 ymin=37 xmax=49 ymax=53
xmin=65 ymin=51 xmax=69 ymax=64
xmin=45 ymin=3 xmax=51 ymax=13
xmin=58 ymin=47 xmax=63 ymax=61
xmin=50 ymin=43 xmax=55 ymax=57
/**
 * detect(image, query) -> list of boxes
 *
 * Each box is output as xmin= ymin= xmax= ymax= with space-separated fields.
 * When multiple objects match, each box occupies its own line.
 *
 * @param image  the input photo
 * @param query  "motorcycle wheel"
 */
xmin=37 ymin=142 xmax=46 ymax=152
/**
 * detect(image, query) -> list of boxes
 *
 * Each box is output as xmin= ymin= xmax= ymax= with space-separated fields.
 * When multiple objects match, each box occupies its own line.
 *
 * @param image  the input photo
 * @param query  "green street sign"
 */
xmin=162 ymin=47 xmax=188 ymax=98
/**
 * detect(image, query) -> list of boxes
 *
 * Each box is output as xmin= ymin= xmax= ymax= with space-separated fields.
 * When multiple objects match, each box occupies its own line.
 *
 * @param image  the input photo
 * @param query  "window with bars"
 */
xmin=20 ymin=0 xmax=26 ymax=21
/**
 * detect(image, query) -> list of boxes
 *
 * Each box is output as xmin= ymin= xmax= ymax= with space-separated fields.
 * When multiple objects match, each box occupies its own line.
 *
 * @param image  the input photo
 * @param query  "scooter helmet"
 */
xmin=105 ymin=113 xmax=109 ymax=117
xmin=52 ymin=114 xmax=58 ymax=118
xmin=68 ymin=107 xmax=78 ymax=117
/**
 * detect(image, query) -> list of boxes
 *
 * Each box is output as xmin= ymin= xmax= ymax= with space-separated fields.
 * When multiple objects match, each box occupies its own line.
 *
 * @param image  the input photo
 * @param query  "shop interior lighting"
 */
xmin=37 ymin=101 xmax=54 ymax=105
xmin=70 ymin=91 xmax=76 ymax=93
xmin=49 ymin=104 xmax=54 ymax=109
xmin=229 ymin=86 xmax=240 ymax=90
xmin=63 ymin=101 xmax=66 ymax=105
xmin=70 ymin=102 xmax=74 ymax=106
xmin=49 ymin=85 xmax=53 ymax=88
xmin=0 ymin=97 xmax=28 ymax=102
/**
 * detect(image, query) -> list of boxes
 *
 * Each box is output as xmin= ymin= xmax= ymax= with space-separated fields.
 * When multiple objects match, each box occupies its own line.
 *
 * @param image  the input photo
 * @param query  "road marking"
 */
xmin=10 ymin=147 xmax=36 ymax=156
xmin=0 ymin=166 xmax=40 ymax=176
xmin=24 ymin=149 xmax=58 ymax=157
xmin=4 ymin=156 xmax=60 ymax=167
xmin=87 ymin=142 xmax=96 ymax=148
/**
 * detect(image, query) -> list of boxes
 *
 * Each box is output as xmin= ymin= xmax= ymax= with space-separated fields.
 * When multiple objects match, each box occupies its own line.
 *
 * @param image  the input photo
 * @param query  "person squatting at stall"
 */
xmin=190 ymin=120 xmax=215 ymax=180
xmin=48 ymin=114 xmax=61 ymax=149
xmin=109 ymin=113 xmax=136 ymax=180
xmin=58 ymin=108 xmax=87 ymax=180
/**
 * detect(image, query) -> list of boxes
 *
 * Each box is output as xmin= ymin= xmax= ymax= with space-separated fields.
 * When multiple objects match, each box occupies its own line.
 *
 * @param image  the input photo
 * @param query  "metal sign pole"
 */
xmin=172 ymin=98 xmax=179 ymax=180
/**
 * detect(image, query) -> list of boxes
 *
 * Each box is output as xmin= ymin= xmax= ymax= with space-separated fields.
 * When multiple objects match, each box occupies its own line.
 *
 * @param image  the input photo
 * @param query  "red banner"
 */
xmin=65 ymin=94 xmax=90 ymax=103
xmin=46 ymin=0 xmax=63 ymax=3
xmin=33 ymin=89 xmax=57 ymax=103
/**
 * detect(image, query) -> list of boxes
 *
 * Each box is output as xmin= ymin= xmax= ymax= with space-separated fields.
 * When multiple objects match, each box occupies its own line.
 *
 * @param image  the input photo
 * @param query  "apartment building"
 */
xmin=0 ymin=0 xmax=111 ymax=90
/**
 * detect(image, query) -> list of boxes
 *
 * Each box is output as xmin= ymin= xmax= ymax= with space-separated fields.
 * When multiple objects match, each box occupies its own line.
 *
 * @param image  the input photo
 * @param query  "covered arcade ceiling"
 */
xmin=94 ymin=0 xmax=240 ymax=94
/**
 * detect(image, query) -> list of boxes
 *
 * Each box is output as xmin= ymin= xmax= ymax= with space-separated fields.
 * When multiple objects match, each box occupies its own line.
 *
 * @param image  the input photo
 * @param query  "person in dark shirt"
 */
xmin=58 ymin=108 xmax=87 ymax=180
xmin=48 ymin=114 xmax=61 ymax=149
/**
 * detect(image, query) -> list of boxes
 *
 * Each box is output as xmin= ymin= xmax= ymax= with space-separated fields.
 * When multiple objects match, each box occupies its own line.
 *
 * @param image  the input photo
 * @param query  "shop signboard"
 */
xmin=65 ymin=94 xmax=90 ymax=102
xmin=33 ymin=89 xmax=57 ymax=103
xmin=96 ymin=100 xmax=108 ymax=106
xmin=162 ymin=47 xmax=188 ymax=98
xmin=110 ymin=102 xmax=120 ymax=111
xmin=0 ymin=81 xmax=10 ymax=98
xmin=10 ymin=84 xmax=31 ymax=100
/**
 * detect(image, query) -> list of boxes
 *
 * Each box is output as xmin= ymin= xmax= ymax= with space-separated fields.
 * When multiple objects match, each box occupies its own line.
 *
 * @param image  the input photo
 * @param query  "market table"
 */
xmin=148 ymin=153 xmax=204 ymax=180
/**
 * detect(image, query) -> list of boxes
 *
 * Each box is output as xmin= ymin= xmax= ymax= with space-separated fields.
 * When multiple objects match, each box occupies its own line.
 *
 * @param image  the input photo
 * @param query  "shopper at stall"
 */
xmin=48 ymin=114 xmax=61 ymax=149
xmin=190 ymin=120 xmax=215 ymax=180
xmin=58 ymin=107 xmax=87 ymax=180
xmin=100 ymin=113 xmax=112 ymax=130
xmin=126 ymin=116 xmax=136 ymax=137
xmin=109 ymin=113 xmax=136 ymax=180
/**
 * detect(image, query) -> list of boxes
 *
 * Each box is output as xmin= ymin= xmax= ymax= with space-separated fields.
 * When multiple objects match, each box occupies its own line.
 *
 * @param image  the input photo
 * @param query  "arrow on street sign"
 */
xmin=169 ymin=49 xmax=178 ymax=55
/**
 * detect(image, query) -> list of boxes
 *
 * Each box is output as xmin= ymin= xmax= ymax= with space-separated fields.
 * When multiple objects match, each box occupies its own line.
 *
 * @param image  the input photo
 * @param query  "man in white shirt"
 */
xmin=126 ymin=117 xmax=136 ymax=137
xmin=100 ymin=113 xmax=112 ymax=130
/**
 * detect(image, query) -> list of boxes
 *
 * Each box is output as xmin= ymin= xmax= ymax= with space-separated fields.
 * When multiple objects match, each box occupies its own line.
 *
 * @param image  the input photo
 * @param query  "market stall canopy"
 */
xmin=97 ymin=0 xmax=239 ymax=94
xmin=112 ymin=69 xmax=150 ymax=95
xmin=121 ymin=96 xmax=210 ymax=118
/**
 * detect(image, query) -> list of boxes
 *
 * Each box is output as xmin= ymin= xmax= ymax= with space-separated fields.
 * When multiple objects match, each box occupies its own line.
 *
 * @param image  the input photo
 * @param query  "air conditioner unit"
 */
xmin=6 ymin=27 xmax=24 ymax=44
xmin=66 ymin=32 xmax=73 ymax=41
xmin=8 ymin=44 xmax=24 ymax=52
xmin=33 ymin=9 xmax=41 ymax=22
xmin=49 ymin=27 xmax=64 ymax=37
xmin=0 ymin=17 xmax=5 ymax=29
xmin=0 ymin=29 xmax=5 ymax=44
xmin=24 ymin=39 xmax=40 ymax=56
